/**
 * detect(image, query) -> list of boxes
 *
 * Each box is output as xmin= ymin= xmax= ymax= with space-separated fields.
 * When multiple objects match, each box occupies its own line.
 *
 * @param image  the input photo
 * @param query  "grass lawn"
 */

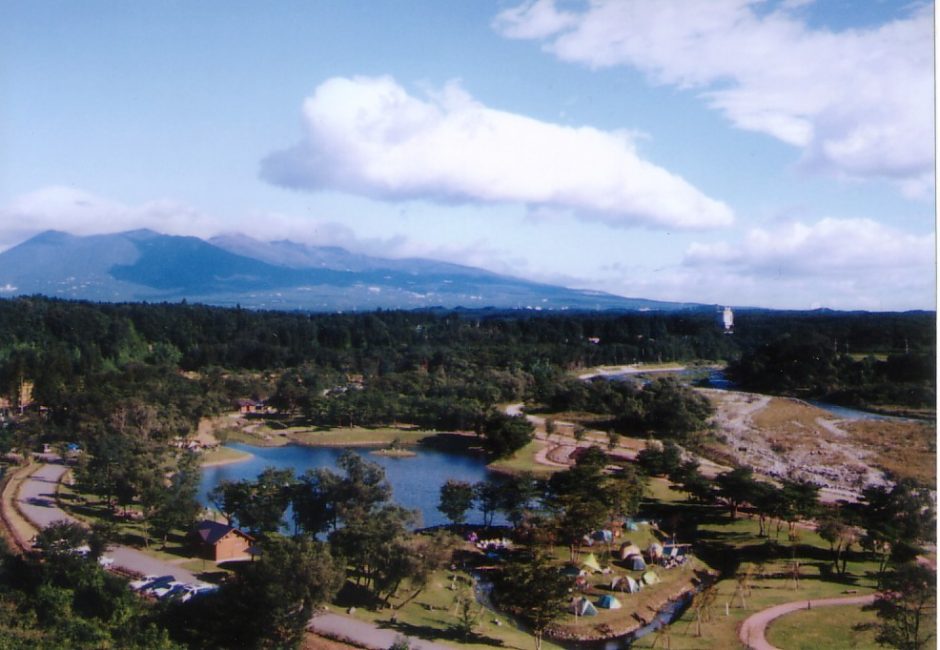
xmin=200 ymin=445 xmax=253 ymax=466
xmin=627 ymin=512 xmax=882 ymax=650
xmin=287 ymin=426 xmax=434 ymax=447
xmin=766 ymin=605 xmax=881 ymax=650
xmin=487 ymin=441 xmax=559 ymax=476
xmin=339 ymin=567 xmax=565 ymax=650
xmin=56 ymin=476 xmax=207 ymax=570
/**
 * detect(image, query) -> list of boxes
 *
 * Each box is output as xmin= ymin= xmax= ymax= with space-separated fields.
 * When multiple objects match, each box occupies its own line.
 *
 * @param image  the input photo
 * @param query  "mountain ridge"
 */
xmin=0 ymin=230 xmax=712 ymax=312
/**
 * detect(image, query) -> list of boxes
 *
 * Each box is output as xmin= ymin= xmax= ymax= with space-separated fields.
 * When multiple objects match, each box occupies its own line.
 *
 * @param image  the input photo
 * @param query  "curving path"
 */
xmin=737 ymin=594 xmax=877 ymax=650
xmin=15 ymin=458 xmax=195 ymax=582
xmin=308 ymin=611 xmax=455 ymax=650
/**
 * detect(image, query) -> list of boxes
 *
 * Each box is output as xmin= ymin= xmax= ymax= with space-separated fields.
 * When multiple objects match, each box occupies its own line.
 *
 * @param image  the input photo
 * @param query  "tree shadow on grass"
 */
xmin=377 ymin=619 xmax=506 ymax=647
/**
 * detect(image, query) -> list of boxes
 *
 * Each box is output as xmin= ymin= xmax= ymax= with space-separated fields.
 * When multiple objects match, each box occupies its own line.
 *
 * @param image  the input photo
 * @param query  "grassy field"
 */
xmin=200 ymin=445 xmax=253 ymax=466
xmin=627 ymin=504 xmax=882 ymax=650
xmin=56 ymin=476 xmax=236 ymax=582
xmin=287 ymin=426 xmax=433 ymax=447
xmin=765 ymin=605 xmax=881 ymax=650
xmin=487 ymin=440 xmax=559 ymax=476
xmin=848 ymin=419 xmax=936 ymax=486
xmin=343 ymin=566 xmax=567 ymax=650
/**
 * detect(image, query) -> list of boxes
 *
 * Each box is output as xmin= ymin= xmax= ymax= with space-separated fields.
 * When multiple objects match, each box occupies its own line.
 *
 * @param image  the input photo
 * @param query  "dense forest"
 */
xmin=0 ymin=295 xmax=931 ymax=475
xmin=0 ymin=296 xmax=933 ymax=408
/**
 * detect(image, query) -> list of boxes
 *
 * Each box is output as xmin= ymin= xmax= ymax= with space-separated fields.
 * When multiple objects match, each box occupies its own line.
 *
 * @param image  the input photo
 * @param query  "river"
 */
xmin=199 ymin=441 xmax=505 ymax=529
xmin=705 ymin=370 xmax=909 ymax=421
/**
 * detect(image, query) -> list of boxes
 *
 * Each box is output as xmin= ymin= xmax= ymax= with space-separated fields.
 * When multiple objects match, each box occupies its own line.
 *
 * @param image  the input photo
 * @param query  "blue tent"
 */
xmin=596 ymin=594 xmax=622 ymax=609
xmin=592 ymin=529 xmax=613 ymax=542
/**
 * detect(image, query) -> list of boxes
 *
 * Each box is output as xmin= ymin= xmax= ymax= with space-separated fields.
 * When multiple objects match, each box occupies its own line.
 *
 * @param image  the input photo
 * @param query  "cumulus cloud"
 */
xmin=493 ymin=0 xmax=935 ymax=196
xmin=0 ymin=186 xmax=365 ymax=253
xmin=0 ymin=187 xmax=508 ymax=272
xmin=0 ymin=186 xmax=226 ymax=250
xmin=261 ymin=75 xmax=734 ymax=230
xmin=670 ymin=218 xmax=935 ymax=309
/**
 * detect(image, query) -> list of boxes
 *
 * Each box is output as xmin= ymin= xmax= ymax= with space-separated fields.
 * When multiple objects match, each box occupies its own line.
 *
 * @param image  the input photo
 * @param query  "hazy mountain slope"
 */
xmin=0 ymin=230 xmax=708 ymax=312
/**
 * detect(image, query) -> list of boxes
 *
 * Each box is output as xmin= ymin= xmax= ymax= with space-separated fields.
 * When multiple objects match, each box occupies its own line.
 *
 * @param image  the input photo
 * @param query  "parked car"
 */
xmin=149 ymin=581 xmax=184 ymax=599
xmin=130 ymin=574 xmax=174 ymax=592
xmin=161 ymin=581 xmax=220 ymax=602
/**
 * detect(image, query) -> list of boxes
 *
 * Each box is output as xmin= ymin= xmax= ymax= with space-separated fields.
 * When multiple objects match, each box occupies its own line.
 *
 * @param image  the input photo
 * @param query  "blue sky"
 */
xmin=1 ymin=0 xmax=934 ymax=310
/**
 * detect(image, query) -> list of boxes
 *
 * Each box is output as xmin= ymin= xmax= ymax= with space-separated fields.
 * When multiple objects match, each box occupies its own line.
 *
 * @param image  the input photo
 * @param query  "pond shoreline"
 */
xmin=199 ymin=448 xmax=254 ymax=468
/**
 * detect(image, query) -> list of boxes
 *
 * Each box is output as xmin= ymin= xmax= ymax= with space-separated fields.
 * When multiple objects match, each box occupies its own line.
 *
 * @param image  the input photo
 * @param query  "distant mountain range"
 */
xmin=0 ymin=229 xmax=712 ymax=312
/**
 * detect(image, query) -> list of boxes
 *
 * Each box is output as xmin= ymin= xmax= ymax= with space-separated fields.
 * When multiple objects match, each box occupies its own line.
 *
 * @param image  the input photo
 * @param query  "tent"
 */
xmin=581 ymin=553 xmax=602 ymax=573
xmin=570 ymin=597 xmax=598 ymax=617
xmin=624 ymin=518 xmax=639 ymax=531
xmin=618 ymin=542 xmax=641 ymax=560
xmin=642 ymin=570 xmax=660 ymax=586
xmin=626 ymin=554 xmax=647 ymax=571
xmin=612 ymin=575 xmax=641 ymax=593
xmin=648 ymin=543 xmax=664 ymax=560
xmin=596 ymin=594 xmax=623 ymax=610
xmin=592 ymin=529 xmax=613 ymax=543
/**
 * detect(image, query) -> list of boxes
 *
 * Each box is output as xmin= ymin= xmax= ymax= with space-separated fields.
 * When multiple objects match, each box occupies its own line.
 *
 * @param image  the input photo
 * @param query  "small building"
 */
xmin=192 ymin=520 xmax=254 ymax=562
xmin=237 ymin=399 xmax=266 ymax=414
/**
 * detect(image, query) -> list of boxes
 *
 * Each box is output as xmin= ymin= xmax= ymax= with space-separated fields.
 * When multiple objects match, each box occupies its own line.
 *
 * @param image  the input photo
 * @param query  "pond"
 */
xmin=199 ymin=442 xmax=505 ymax=529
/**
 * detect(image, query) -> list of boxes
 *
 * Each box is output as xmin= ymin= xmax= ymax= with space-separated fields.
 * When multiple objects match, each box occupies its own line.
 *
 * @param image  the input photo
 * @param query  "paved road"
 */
xmin=309 ymin=612 xmax=455 ymax=650
xmin=16 ymin=460 xmax=195 ymax=582
xmin=17 ymin=462 xmax=78 ymax=529
xmin=738 ymin=594 xmax=877 ymax=650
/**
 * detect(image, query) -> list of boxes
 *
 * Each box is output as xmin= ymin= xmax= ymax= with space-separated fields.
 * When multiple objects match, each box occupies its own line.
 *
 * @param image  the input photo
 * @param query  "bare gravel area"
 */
xmin=701 ymin=388 xmax=891 ymax=500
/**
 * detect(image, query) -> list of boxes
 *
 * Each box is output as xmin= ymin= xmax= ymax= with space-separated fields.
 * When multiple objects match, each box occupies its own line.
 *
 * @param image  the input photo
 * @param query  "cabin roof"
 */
xmin=194 ymin=520 xmax=253 ymax=545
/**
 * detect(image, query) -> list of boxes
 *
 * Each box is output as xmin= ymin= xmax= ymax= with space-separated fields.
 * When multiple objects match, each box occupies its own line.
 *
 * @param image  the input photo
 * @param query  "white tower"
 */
xmin=722 ymin=306 xmax=734 ymax=333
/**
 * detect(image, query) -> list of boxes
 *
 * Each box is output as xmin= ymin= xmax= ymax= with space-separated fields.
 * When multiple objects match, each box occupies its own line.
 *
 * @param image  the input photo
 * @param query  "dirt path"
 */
xmin=308 ymin=611 xmax=455 ymax=650
xmin=577 ymin=364 xmax=686 ymax=380
xmin=737 ymin=594 xmax=877 ymax=650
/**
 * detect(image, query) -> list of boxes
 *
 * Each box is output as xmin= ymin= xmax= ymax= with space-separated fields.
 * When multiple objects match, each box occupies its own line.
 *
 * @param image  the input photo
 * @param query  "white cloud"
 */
xmin=493 ymin=0 xmax=935 ymax=196
xmin=0 ymin=186 xmax=226 ymax=250
xmin=261 ymin=75 xmax=734 ymax=230
xmin=0 ymin=186 xmax=376 ymax=254
xmin=664 ymin=218 xmax=935 ymax=309
xmin=0 ymin=186 xmax=509 ymax=271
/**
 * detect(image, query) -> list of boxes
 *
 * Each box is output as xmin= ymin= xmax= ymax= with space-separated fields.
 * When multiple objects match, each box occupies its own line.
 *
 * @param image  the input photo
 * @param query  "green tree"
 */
xmin=859 ymin=479 xmax=936 ymax=583
xmin=209 ymin=467 xmax=296 ymax=536
xmin=481 ymin=412 xmax=534 ymax=458
xmin=175 ymin=536 xmax=344 ymax=649
xmin=817 ymin=513 xmax=858 ymax=576
xmin=34 ymin=520 xmax=88 ymax=560
xmin=497 ymin=473 xmax=538 ymax=528
xmin=291 ymin=468 xmax=342 ymax=535
xmin=438 ymin=480 xmax=475 ymax=526
xmin=716 ymin=466 xmax=759 ymax=520
xmin=495 ymin=551 xmax=570 ymax=650
xmin=869 ymin=562 xmax=936 ymax=650
xmin=146 ymin=451 xmax=202 ymax=547
xmin=473 ymin=479 xmax=502 ymax=528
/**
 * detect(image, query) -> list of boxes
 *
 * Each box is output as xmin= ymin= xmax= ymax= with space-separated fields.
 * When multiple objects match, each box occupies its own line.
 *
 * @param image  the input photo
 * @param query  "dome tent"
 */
xmin=596 ymin=594 xmax=622 ymax=609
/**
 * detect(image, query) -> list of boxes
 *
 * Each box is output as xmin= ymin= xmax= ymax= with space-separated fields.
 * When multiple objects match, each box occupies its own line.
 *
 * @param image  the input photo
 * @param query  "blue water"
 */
xmin=706 ymin=370 xmax=908 ymax=421
xmin=199 ymin=442 xmax=503 ymax=529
